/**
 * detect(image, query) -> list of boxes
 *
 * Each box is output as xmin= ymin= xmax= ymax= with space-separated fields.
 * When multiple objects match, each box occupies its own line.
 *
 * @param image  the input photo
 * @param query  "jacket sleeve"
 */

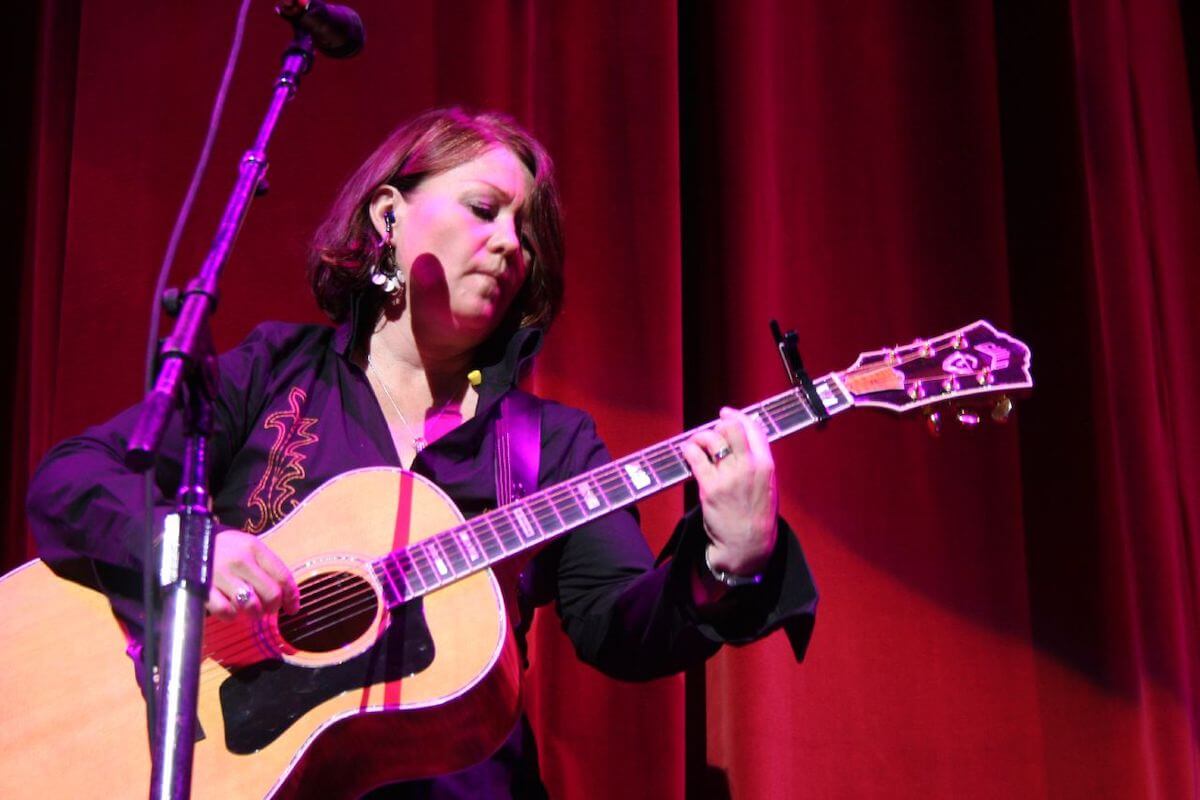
xmin=25 ymin=327 xmax=275 ymax=585
xmin=532 ymin=408 xmax=818 ymax=682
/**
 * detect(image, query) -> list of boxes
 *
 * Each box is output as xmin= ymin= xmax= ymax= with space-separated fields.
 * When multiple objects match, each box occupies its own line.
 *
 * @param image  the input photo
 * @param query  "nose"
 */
xmin=488 ymin=215 xmax=521 ymax=257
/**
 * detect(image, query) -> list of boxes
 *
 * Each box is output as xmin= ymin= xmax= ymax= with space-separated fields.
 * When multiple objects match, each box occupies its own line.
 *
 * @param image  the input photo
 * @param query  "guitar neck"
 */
xmin=370 ymin=373 xmax=855 ymax=608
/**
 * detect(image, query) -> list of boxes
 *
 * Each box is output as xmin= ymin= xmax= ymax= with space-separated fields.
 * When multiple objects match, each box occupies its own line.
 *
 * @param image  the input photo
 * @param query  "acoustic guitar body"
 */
xmin=0 ymin=467 xmax=522 ymax=799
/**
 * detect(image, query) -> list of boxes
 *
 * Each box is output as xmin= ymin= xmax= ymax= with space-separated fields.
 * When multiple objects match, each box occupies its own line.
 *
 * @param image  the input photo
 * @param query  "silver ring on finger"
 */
xmin=234 ymin=586 xmax=253 ymax=608
xmin=712 ymin=445 xmax=733 ymax=463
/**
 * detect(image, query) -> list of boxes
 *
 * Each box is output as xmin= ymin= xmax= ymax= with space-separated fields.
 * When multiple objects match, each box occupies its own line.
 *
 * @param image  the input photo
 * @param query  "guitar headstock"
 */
xmin=837 ymin=320 xmax=1032 ymax=428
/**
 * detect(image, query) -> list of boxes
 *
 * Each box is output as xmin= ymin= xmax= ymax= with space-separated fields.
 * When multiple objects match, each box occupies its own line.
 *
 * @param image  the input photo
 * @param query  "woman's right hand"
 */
xmin=206 ymin=529 xmax=301 ymax=621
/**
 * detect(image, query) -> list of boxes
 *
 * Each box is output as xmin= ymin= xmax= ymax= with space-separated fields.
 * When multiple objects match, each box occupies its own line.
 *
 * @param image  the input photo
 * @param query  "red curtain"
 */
xmin=3 ymin=1 xmax=1197 ymax=798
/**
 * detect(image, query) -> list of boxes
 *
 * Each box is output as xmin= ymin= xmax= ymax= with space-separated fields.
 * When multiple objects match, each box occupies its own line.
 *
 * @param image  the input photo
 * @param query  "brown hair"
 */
xmin=308 ymin=107 xmax=564 ymax=341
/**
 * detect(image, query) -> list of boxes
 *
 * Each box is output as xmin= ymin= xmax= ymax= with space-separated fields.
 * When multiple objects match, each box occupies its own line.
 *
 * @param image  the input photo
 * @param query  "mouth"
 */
xmin=471 ymin=272 xmax=502 ymax=300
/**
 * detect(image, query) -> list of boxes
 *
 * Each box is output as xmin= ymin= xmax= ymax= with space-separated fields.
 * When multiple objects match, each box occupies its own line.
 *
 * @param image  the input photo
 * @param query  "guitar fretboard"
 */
xmin=371 ymin=374 xmax=853 ymax=608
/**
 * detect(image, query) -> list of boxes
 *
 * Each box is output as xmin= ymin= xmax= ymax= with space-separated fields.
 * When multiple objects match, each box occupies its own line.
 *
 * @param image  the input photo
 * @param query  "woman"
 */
xmin=28 ymin=108 xmax=817 ymax=798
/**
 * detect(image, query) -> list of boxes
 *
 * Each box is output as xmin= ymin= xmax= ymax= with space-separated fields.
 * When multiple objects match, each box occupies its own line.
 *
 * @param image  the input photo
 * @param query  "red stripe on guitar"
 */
xmin=382 ymin=470 xmax=415 ymax=708
xmin=356 ymin=470 xmax=415 ymax=711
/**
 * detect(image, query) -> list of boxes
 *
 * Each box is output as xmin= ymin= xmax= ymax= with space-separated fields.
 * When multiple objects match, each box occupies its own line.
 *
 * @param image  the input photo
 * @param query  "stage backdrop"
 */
xmin=4 ymin=1 xmax=1198 ymax=798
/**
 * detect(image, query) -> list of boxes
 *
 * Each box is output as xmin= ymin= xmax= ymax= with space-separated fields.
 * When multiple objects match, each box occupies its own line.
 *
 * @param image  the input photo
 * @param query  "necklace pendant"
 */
xmin=413 ymin=436 xmax=427 ymax=452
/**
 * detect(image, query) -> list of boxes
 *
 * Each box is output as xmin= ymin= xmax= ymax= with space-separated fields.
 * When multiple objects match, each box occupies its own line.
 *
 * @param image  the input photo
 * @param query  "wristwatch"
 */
xmin=704 ymin=545 xmax=764 ymax=588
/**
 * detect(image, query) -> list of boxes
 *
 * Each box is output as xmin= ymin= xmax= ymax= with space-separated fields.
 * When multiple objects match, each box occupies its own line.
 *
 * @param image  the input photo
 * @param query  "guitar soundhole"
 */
xmin=278 ymin=571 xmax=377 ymax=653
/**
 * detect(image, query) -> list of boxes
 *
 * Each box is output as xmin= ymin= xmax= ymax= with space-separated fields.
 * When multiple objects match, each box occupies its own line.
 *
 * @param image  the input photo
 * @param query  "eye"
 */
xmin=469 ymin=202 xmax=498 ymax=221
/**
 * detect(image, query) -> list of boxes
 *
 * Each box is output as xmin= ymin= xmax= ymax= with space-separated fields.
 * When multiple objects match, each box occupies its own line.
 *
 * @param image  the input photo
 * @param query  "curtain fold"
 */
xmin=4 ymin=0 xmax=81 ymax=570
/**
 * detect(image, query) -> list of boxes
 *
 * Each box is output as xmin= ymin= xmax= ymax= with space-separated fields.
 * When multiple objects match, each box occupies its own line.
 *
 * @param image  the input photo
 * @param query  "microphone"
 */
xmin=276 ymin=0 xmax=365 ymax=59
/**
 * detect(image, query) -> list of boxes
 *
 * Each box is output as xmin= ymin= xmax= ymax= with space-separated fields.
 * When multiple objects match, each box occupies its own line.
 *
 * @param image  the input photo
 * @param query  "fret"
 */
xmin=453 ymin=525 xmax=486 ymax=565
xmin=373 ymin=560 xmax=405 ymax=605
xmin=747 ymin=404 xmax=781 ymax=437
xmin=425 ymin=538 xmax=455 ymax=580
xmin=762 ymin=390 xmax=799 ymax=415
xmin=408 ymin=543 xmax=442 ymax=588
xmin=756 ymin=400 xmax=791 ymax=436
xmin=772 ymin=397 xmax=813 ymax=431
xmin=550 ymin=485 xmax=588 ymax=526
xmin=645 ymin=443 xmax=689 ymax=483
xmin=572 ymin=476 xmax=608 ymax=515
xmin=620 ymin=456 xmax=659 ymax=495
xmin=528 ymin=494 xmax=564 ymax=535
xmin=434 ymin=532 xmax=469 ymax=576
xmin=509 ymin=504 xmax=542 ymax=542
xmin=487 ymin=511 xmax=524 ymax=552
xmin=391 ymin=550 xmax=426 ymax=594
xmin=470 ymin=516 xmax=507 ymax=560
xmin=816 ymin=378 xmax=845 ymax=410
xmin=597 ymin=463 xmax=634 ymax=505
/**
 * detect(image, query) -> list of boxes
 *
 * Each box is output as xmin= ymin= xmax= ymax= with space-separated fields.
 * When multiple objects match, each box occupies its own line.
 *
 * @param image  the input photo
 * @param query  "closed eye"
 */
xmin=469 ymin=203 xmax=498 ymax=221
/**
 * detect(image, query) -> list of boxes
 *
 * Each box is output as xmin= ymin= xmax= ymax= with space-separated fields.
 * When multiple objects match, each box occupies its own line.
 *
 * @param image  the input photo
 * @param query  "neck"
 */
xmin=366 ymin=313 xmax=475 ymax=402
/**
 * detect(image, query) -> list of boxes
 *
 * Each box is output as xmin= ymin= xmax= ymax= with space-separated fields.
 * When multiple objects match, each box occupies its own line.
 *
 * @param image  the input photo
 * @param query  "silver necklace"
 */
xmin=367 ymin=354 xmax=458 ymax=452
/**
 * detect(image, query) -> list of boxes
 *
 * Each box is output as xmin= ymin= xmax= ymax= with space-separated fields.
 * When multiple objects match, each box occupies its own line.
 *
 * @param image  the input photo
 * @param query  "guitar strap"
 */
xmin=495 ymin=390 xmax=545 ymax=654
xmin=494 ymin=390 xmax=541 ymax=505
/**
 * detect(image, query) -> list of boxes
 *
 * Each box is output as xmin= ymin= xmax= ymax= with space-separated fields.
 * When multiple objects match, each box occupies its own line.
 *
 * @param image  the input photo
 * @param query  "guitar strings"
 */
xmin=194 ymin=348 xmax=984 ymax=677
xmin=841 ymin=336 xmax=965 ymax=377
xmin=201 ymin=570 xmax=365 ymax=650
xmin=201 ymin=382 xmax=825 ymax=651
xmin=196 ymin=389 xmax=818 ymax=671
xmin=200 ymin=569 xmax=389 ymax=660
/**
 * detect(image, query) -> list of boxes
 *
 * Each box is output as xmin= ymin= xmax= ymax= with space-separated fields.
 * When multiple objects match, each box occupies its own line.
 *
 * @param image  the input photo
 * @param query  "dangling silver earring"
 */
xmin=370 ymin=209 xmax=405 ymax=296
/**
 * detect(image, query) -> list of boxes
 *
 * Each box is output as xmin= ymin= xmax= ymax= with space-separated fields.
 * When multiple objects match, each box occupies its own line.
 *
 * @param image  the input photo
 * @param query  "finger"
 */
xmin=234 ymin=583 xmax=264 ymax=618
xmin=211 ymin=569 xmax=247 ymax=608
xmin=722 ymin=407 xmax=772 ymax=464
xmin=229 ymin=560 xmax=279 ymax=616
xmin=253 ymin=545 xmax=300 ymax=615
xmin=715 ymin=410 xmax=751 ymax=458
xmin=691 ymin=429 xmax=730 ymax=463
xmin=214 ymin=579 xmax=261 ymax=618
xmin=681 ymin=440 xmax=717 ymax=485
xmin=207 ymin=589 xmax=235 ymax=621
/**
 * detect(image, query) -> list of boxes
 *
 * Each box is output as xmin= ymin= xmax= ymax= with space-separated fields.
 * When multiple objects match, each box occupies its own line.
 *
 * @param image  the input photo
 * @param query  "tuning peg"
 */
xmin=991 ymin=395 xmax=1013 ymax=423
xmin=925 ymin=409 xmax=942 ymax=437
xmin=956 ymin=408 xmax=981 ymax=428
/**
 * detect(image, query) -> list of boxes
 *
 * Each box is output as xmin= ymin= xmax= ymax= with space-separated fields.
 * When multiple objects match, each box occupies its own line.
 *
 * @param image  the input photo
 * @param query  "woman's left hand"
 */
xmin=681 ymin=407 xmax=779 ymax=578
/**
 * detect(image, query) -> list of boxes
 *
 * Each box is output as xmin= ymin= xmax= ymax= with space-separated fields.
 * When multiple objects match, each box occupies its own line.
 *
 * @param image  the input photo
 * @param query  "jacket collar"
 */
xmin=333 ymin=298 xmax=544 ymax=396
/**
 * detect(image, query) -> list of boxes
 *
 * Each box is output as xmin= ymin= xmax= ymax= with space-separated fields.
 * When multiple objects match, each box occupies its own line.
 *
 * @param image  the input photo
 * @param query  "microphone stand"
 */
xmin=125 ymin=33 xmax=315 ymax=800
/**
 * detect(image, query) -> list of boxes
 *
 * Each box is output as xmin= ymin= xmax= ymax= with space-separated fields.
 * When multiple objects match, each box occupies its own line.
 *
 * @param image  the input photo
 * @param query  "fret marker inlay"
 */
xmin=514 ymin=507 xmax=537 ymax=540
xmin=457 ymin=531 xmax=481 ymax=562
xmin=579 ymin=483 xmax=601 ymax=510
xmin=624 ymin=464 xmax=651 ymax=490
xmin=818 ymin=384 xmax=838 ymax=406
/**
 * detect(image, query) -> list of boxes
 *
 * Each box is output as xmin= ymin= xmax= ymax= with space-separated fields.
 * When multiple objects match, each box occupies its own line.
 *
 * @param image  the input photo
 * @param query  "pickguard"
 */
xmin=219 ymin=599 xmax=433 ymax=754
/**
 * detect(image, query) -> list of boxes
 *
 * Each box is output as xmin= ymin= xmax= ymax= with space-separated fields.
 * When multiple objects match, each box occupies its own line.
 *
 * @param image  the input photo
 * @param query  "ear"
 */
xmin=367 ymin=185 xmax=406 ymax=238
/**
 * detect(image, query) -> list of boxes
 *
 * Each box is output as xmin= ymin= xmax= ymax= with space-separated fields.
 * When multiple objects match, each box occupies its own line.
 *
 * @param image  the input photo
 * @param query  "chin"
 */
xmin=452 ymin=307 xmax=504 ymax=336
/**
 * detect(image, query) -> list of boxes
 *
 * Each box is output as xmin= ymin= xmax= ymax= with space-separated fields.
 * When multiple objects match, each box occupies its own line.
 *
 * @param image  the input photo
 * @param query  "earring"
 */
xmin=370 ymin=209 xmax=405 ymax=296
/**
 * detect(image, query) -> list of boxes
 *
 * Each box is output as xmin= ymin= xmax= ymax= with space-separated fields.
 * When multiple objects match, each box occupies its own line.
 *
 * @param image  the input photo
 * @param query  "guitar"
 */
xmin=0 ymin=320 xmax=1031 ymax=799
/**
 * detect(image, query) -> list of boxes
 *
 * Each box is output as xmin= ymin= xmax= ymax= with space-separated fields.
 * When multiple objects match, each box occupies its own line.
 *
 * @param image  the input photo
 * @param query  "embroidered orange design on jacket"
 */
xmin=245 ymin=387 xmax=320 ymax=533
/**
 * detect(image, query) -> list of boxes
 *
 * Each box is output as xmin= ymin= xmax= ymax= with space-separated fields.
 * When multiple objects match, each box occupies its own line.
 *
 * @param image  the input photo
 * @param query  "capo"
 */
xmin=770 ymin=320 xmax=829 ymax=425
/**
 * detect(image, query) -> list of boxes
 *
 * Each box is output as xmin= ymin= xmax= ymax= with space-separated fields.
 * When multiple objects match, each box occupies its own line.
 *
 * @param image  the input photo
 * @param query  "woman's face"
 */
xmin=381 ymin=146 xmax=535 ymax=347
